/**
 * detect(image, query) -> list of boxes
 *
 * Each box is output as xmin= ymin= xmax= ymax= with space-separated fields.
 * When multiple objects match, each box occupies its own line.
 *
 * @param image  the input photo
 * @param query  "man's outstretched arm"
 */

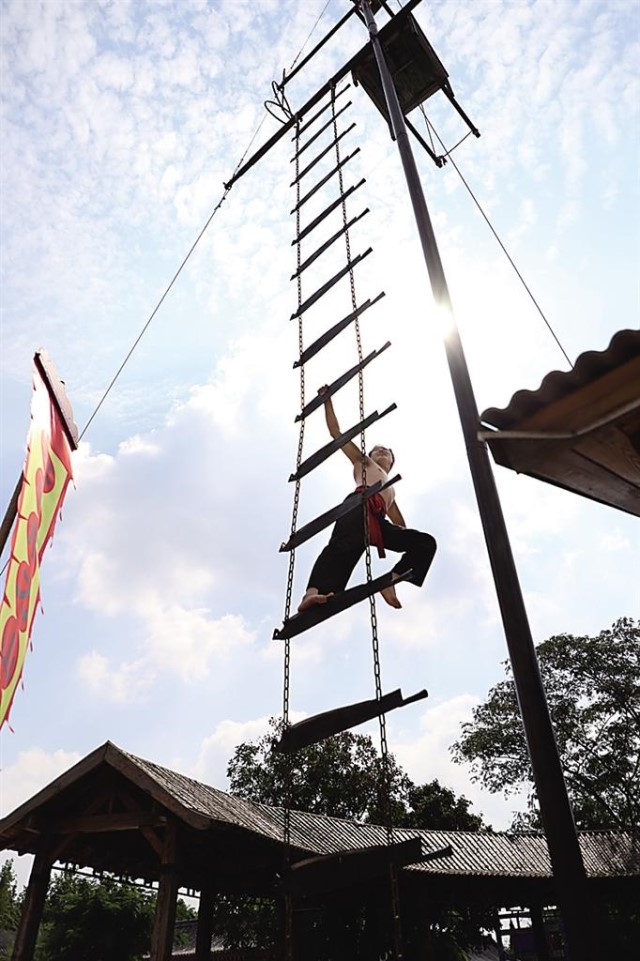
xmin=320 ymin=386 xmax=363 ymax=466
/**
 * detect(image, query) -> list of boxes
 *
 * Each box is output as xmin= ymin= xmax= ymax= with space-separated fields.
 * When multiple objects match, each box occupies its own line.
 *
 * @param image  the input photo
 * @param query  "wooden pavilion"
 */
xmin=2 ymin=742 xmax=638 ymax=960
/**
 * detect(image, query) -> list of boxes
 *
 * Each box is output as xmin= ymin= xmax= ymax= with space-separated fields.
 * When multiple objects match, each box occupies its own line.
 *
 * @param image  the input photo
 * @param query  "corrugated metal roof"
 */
xmin=481 ymin=328 xmax=640 ymax=430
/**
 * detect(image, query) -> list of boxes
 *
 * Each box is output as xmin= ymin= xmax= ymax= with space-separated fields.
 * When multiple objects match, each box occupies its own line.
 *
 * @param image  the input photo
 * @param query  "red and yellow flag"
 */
xmin=0 ymin=364 xmax=75 ymax=727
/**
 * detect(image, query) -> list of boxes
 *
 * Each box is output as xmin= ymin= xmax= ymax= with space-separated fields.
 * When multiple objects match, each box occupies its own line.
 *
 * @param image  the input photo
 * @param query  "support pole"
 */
xmin=2 ymin=350 xmax=78 ymax=560
xmin=150 ymin=821 xmax=179 ymax=961
xmin=11 ymin=850 xmax=52 ymax=961
xmin=0 ymin=475 xmax=21 ymax=559
xmin=224 ymin=0 xmax=423 ymax=190
xmin=195 ymin=883 xmax=215 ymax=961
xmin=531 ymin=905 xmax=552 ymax=961
xmin=356 ymin=2 xmax=597 ymax=958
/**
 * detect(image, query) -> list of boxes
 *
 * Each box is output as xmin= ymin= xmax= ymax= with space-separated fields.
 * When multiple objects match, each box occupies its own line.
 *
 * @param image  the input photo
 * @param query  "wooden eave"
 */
xmin=0 ymin=742 xmax=210 ymax=837
xmin=481 ymin=329 xmax=640 ymax=516
xmin=0 ymin=742 xmax=289 ymax=895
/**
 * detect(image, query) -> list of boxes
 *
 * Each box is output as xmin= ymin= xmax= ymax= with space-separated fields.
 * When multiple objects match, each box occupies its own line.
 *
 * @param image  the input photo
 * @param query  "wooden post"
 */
xmin=195 ymin=883 xmax=215 ymax=961
xmin=0 ymin=474 xmax=21 ymax=559
xmin=12 ymin=851 xmax=52 ymax=961
xmin=150 ymin=821 xmax=179 ymax=961
xmin=356 ymin=3 xmax=599 ymax=958
xmin=531 ymin=905 xmax=552 ymax=961
xmin=401 ymin=885 xmax=432 ymax=961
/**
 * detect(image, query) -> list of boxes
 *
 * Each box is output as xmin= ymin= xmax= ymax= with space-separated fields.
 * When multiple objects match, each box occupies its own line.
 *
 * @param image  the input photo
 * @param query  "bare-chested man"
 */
xmin=298 ymin=386 xmax=437 ymax=613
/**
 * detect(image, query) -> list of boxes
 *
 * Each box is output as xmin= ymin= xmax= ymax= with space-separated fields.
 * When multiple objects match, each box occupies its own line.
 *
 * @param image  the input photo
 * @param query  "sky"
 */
xmin=1 ymin=0 xmax=639 ymax=890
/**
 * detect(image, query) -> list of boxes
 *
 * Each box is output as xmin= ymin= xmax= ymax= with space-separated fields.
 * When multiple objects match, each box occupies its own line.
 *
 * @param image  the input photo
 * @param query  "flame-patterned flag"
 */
xmin=0 ymin=363 xmax=75 ymax=727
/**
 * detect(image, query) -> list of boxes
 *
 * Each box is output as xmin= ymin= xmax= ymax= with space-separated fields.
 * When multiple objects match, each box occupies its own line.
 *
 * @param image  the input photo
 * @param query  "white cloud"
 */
xmin=393 ymin=695 xmax=527 ymax=830
xmin=189 ymin=715 xmax=274 ymax=787
xmin=1 ymin=0 xmax=636 ymax=861
xmin=0 ymin=745 xmax=83 ymax=892
xmin=0 ymin=745 xmax=81 ymax=817
xmin=146 ymin=609 xmax=254 ymax=682
xmin=77 ymin=651 xmax=155 ymax=703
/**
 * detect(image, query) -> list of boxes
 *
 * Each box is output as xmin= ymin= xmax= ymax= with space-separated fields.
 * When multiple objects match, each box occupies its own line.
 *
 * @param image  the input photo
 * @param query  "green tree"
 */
xmin=34 ymin=873 xmax=195 ymax=961
xmin=0 ymin=860 xmax=20 ymax=959
xmin=451 ymin=617 xmax=640 ymax=829
xmin=222 ymin=720 xmax=490 ymax=960
xmin=401 ymin=780 xmax=486 ymax=832
xmin=228 ymin=717 xmax=412 ymax=824
xmin=0 ymin=860 xmax=19 ymax=931
xmin=36 ymin=874 xmax=154 ymax=961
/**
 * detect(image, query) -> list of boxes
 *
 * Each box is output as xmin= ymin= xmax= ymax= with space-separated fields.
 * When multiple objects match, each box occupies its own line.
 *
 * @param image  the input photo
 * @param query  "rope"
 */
xmin=264 ymin=81 xmax=293 ymax=125
xmin=419 ymin=107 xmax=573 ymax=368
xmin=288 ymin=0 xmax=334 ymax=72
xmin=438 ymin=128 xmax=472 ymax=160
xmin=77 ymin=112 xmax=270 ymax=443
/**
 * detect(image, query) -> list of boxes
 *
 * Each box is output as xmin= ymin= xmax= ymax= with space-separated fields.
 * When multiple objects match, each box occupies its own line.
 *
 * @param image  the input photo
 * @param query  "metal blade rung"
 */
xmin=289 ymin=403 xmax=396 ymax=483
xmin=290 ymin=123 xmax=356 ymax=186
xmin=283 ymin=837 xmax=425 ymax=896
xmin=280 ymin=475 xmax=400 ymax=552
xmin=291 ymin=102 xmax=351 ymax=162
xmin=290 ymin=150 xmax=360 ymax=215
xmin=293 ymin=84 xmax=351 ymax=140
xmin=273 ymin=567 xmax=409 ymax=640
xmin=273 ymin=686 xmax=428 ymax=753
xmin=291 ymin=210 xmax=368 ymax=280
xmin=294 ymin=292 xmax=385 ymax=368
xmin=291 ymin=248 xmax=372 ymax=320
xmin=294 ymin=179 xmax=365 ymax=245
xmin=296 ymin=342 xmax=390 ymax=422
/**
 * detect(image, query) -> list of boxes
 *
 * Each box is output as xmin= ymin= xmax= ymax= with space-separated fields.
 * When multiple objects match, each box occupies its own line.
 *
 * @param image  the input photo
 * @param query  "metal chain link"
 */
xmin=330 ymin=82 xmax=403 ymax=960
xmin=281 ymin=117 xmax=307 ymax=961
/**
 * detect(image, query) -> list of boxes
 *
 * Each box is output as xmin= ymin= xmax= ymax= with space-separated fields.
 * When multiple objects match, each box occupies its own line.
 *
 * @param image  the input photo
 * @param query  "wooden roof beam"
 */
xmin=48 ymin=812 xmax=167 ymax=834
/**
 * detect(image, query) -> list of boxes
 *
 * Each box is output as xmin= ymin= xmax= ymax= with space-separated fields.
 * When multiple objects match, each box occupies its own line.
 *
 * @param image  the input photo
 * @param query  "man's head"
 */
xmin=369 ymin=445 xmax=395 ymax=471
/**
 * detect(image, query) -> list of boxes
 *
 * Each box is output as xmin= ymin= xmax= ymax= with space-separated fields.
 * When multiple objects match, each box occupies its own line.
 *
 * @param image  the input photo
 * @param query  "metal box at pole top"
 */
xmin=352 ymin=13 xmax=450 ymax=119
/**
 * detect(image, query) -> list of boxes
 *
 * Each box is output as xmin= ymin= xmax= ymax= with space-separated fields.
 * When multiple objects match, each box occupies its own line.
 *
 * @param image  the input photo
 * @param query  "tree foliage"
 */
xmin=401 ymin=781 xmax=485 ymax=832
xmin=228 ymin=718 xmax=413 ymax=824
xmin=451 ymin=617 xmax=640 ymax=829
xmin=224 ymin=720 xmax=490 ymax=960
xmin=0 ymin=860 xmax=20 ymax=959
xmin=35 ymin=874 xmax=154 ymax=961
xmin=34 ymin=873 xmax=195 ymax=961
xmin=0 ymin=860 xmax=19 ymax=932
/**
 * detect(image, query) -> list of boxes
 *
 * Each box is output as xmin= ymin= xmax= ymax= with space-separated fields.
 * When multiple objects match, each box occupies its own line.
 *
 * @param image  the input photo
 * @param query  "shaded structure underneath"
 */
xmin=481 ymin=329 xmax=640 ymax=516
xmin=2 ymin=742 xmax=638 ymax=960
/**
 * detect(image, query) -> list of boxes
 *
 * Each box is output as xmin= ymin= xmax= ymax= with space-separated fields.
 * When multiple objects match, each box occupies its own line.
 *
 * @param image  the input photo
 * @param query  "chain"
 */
xmin=280 ymin=117 xmax=308 ymax=961
xmin=330 ymin=81 xmax=403 ymax=959
xmin=283 ymin=120 xmax=306 ymax=733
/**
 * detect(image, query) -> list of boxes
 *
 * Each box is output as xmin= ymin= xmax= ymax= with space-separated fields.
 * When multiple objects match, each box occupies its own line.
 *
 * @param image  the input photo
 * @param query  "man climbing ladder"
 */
xmin=299 ymin=386 xmax=437 ymax=613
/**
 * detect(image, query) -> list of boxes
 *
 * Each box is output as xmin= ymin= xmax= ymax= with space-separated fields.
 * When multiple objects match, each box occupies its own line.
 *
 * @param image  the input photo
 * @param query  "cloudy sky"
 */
xmin=1 ymin=0 xmax=638 ymax=887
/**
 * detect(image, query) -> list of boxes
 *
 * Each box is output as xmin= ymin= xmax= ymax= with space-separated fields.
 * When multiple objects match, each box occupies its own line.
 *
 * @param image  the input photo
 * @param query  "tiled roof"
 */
xmin=118 ymin=747 xmax=640 ymax=881
xmin=2 ymin=742 xmax=638 ymax=884
xmin=119 ymin=748 xmax=285 ymax=841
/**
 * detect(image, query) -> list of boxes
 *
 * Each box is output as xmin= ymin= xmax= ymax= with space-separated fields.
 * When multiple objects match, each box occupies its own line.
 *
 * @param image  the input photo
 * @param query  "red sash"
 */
xmin=355 ymin=487 xmax=387 ymax=558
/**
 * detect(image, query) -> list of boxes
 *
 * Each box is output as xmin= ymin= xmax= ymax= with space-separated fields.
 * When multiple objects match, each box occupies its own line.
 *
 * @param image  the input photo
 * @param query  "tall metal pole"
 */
xmin=357 ymin=2 xmax=596 ymax=958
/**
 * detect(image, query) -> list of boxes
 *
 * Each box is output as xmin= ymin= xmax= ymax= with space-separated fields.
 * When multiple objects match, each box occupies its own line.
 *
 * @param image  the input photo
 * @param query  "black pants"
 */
xmin=307 ymin=491 xmax=437 ymax=595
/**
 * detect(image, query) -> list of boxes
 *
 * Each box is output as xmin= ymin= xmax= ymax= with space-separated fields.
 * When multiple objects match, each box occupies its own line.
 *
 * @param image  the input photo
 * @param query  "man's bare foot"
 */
xmin=380 ymin=584 xmax=402 ymax=609
xmin=298 ymin=589 xmax=333 ymax=613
